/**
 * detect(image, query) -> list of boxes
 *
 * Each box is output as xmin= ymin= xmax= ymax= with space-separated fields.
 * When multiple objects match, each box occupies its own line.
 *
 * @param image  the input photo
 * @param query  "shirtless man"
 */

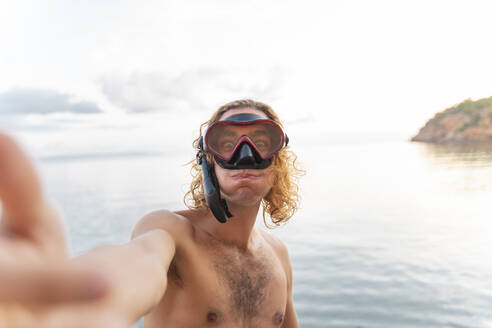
xmin=0 ymin=99 xmax=302 ymax=327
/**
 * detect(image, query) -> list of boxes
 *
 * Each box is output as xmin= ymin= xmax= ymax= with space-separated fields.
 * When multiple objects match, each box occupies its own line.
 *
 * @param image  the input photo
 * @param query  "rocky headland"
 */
xmin=412 ymin=96 xmax=492 ymax=143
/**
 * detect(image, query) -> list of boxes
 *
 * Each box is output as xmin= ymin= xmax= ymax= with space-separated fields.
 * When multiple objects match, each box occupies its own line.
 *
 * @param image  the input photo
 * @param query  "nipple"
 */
xmin=273 ymin=312 xmax=284 ymax=325
xmin=206 ymin=311 xmax=219 ymax=323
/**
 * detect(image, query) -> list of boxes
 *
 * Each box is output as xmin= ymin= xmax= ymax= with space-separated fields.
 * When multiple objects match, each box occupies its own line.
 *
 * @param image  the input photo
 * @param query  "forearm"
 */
xmin=72 ymin=230 xmax=175 ymax=324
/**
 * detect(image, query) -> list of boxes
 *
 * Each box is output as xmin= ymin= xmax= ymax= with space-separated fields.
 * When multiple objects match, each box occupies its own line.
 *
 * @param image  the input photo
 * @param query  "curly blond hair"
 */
xmin=184 ymin=99 xmax=304 ymax=228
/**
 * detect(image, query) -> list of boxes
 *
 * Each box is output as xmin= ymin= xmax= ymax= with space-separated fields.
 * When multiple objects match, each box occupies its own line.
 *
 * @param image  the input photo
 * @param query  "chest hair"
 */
xmin=212 ymin=245 xmax=272 ymax=321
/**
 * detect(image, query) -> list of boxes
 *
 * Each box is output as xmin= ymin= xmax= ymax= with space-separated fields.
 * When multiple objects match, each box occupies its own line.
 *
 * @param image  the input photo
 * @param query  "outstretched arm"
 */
xmin=0 ymin=133 xmax=114 ymax=327
xmin=0 ymin=133 xmax=178 ymax=327
xmin=70 ymin=225 xmax=176 ymax=324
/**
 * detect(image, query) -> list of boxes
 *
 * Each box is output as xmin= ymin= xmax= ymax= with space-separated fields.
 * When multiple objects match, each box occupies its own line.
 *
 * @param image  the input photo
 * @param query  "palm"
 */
xmin=0 ymin=133 xmax=121 ymax=327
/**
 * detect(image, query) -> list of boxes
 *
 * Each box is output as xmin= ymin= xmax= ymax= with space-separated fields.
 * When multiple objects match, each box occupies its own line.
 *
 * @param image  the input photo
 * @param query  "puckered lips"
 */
xmin=231 ymin=170 xmax=262 ymax=180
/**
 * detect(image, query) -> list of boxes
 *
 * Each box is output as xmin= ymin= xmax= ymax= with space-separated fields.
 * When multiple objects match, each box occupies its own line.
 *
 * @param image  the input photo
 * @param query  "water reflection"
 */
xmin=414 ymin=141 xmax=492 ymax=167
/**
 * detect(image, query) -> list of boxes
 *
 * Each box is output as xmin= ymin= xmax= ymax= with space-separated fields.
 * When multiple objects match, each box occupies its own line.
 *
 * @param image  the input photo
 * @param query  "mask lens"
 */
xmin=206 ymin=121 xmax=283 ymax=160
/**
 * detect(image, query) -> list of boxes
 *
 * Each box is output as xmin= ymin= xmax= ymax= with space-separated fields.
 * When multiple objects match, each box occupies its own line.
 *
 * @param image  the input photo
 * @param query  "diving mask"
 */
xmin=202 ymin=113 xmax=288 ymax=170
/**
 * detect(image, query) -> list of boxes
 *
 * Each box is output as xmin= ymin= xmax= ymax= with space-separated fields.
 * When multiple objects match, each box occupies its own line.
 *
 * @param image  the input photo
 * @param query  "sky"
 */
xmin=1 ymin=0 xmax=492 ymax=157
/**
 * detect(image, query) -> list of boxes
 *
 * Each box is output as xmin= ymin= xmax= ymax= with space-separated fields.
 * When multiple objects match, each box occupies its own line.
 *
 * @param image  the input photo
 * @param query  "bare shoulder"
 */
xmin=259 ymin=229 xmax=291 ymax=268
xmin=259 ymin=229 xmax=294 ymax=296
xmin=132 ymin=209 xmax=195 ymax=243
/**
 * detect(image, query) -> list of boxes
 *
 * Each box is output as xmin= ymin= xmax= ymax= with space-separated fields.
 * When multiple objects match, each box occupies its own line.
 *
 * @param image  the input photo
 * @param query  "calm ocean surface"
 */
xmin=38 ymin=141 xmax=492 ymax=328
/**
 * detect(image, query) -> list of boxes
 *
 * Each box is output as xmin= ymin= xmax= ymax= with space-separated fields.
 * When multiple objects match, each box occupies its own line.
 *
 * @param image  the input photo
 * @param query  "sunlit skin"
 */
xmin=0 ymin=107 xmax=299 ymax=327
xmin=140 ymin=107 xmax=298 ymax=327
xmin=0 ymin=133 xmax=126 ymax=327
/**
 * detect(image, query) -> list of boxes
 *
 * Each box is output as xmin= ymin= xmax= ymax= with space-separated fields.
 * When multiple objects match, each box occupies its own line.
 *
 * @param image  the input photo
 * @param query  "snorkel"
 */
xmin=196 ymin=113 xmax=288 ymax=223
xmin=196 ymin=148 xmax=232 ymax=223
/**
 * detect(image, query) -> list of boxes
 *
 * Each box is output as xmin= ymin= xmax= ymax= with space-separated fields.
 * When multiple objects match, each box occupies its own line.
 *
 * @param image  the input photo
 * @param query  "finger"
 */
xmin=42 ymin=312 xmax=130 ymax=328
xmin=0 ymin=133 xmax=44 ymax=234
xmin=0 ymin=265 xmax=108 ymax=304
xmin=0 ymin=305 xmax=130 ymax=328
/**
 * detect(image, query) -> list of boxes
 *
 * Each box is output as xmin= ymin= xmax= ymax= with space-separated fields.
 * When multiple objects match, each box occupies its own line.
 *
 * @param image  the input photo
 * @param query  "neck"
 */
xmin=203 ymin=202 xmax=261 ymax=251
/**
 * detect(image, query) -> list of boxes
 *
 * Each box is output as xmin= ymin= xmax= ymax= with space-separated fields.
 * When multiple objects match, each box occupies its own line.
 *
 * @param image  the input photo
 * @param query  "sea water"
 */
xmin=38 ymin=141 xmax=492 ymax=328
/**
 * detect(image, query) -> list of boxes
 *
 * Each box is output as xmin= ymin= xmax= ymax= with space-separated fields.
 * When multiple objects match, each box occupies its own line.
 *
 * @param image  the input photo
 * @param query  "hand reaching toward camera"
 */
xmin=0 ymin=133 xmax=128 ymax=328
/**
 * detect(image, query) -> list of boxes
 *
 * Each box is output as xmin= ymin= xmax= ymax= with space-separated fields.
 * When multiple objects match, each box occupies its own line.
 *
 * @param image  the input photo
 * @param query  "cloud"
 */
xmin=100 ymin=67 xmax=285 ymax=113
xmin=0 ymin=88 xmax=102 ymax=116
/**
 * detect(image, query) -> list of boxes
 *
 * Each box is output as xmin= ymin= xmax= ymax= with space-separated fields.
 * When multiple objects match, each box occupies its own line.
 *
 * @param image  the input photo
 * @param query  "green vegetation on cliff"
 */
xmin=412 ymin=95 xmax=492 ymax=143
xmin=430 ymin=96 xmax=492 ymax=121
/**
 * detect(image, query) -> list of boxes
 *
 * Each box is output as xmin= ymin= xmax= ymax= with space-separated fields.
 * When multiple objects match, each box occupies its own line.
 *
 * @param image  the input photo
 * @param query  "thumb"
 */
xmin=0 ymin=264 xmax=108 ymax=304
xmin=0 ymin=133 xmax=44 ymax=235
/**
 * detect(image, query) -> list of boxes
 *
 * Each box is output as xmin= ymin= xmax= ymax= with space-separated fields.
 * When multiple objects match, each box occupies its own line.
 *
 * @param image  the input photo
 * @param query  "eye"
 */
xmin=255 ymin=139 xmax=270 ymax=151
xmin=219 ymin=140 xmax=235 ymax=152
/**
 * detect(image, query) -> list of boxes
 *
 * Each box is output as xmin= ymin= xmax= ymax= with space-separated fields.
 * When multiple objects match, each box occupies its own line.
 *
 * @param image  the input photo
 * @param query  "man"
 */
xmin=0 ymin=99 xmax=302 ymax=327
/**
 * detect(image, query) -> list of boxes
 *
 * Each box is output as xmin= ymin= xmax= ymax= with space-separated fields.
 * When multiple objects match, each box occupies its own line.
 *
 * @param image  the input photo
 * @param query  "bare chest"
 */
xmin=211 ymin=244 xmax=285 ymax=322
xmin=147 ymin=239 xmax=288 ymax=327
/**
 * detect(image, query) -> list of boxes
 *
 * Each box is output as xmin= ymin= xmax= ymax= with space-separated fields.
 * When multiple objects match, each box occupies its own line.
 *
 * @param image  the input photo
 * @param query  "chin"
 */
xmin=222 ymin=186 xmax=265 ymax=206
xmin=227 ymin=198 xmax=263 ymax=208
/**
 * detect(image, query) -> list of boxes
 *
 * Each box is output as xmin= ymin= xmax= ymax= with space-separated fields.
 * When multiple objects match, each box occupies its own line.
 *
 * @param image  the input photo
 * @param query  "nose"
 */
xmin=233 ymin=143 xmax=257 ymax=166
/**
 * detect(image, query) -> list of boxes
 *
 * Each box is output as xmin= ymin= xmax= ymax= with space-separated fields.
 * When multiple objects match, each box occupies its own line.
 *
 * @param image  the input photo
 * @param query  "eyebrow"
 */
xmin=221 ymin=128 xmax=236 ymax=137
xmin=251 ymin=130 xmax=268 ymax=136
